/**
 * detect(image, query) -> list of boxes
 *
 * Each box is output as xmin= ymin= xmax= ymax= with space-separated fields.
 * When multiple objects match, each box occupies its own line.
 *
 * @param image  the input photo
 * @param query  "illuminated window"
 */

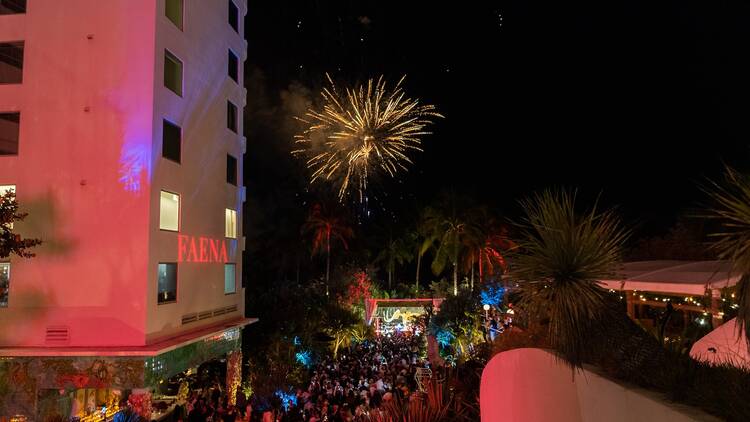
xmin=157 ymin=263 xmax=177 ymax=304
xmin=165 ymin=0 xmax=183 ymax=30
xmin=224 ymin=264 xmax=236 ymax=294
xmin=159 ymin=191 xmax=180 ymax=231
xmin=0 ymin=185 xmax=15 ymax=195
xmin=0 ymin=42 xmax=23 ymax=84
xmin=225 ymin=208 xmax=237 ymax=238
xmin=162 ymin=120 xmax=181 ymax=163
xmin=228 ymin=1 xmax=239 ymax=32
xmin=0 ymin=185 xmax=15 ymax=229
xmin=228 ymin=49 xmax=238 ymax=82
xmin=0 ymin=263 xmax=8 ymax=307
xmin=0 ymin=0 xmax=25 ymax=14
xmin=164 ymin=50 xmax=183 ymax=96
xmin=0 ymin=112 xmax=20 ymax=155
xmin=226 ymin=155 xmax=237 ymax=185
xmin=227 ymin=101 xmax=238 ymax=133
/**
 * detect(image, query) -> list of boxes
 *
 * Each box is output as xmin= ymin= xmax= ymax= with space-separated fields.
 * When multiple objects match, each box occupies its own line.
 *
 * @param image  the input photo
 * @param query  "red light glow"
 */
xmin=178 ymin=235 xmax=228 ymax=263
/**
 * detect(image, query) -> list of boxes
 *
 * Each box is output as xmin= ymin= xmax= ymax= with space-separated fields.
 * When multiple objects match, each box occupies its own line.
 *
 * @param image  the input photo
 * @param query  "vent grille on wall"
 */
xmin=181 ymin=305 xmax=238 ymax=326
xmin=181 ymin=313 xmax=198 ymax=325
xmin=45 ymin=326 xmax=70 ymax=344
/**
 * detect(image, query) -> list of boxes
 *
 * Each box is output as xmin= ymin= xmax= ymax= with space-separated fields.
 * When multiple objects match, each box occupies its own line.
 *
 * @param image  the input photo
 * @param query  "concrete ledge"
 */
xmin=0 ymin=317 xmax=257 ymax=357
xmin=480 ymin=348 xmax=720 ymax=422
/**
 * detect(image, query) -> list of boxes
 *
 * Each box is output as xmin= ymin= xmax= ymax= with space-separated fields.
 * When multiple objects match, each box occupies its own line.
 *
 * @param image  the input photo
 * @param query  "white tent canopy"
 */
xmin=599 ymin=260 xmax=741 ymax=296
xmin=690 ymin=317 xmax=750 ymax=370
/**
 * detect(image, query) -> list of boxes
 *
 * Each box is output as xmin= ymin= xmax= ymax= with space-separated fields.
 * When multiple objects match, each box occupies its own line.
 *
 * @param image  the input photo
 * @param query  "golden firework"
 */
xmin=292 ymin=74 xmax=442 ymax=201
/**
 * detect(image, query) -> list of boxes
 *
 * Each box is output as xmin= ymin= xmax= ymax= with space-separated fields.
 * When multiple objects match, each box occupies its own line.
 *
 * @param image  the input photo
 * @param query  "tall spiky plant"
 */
xmin=511 ymin=189 xmax=630 ymax=367
xmin=702 ymin=167 xmax=750 ymax=349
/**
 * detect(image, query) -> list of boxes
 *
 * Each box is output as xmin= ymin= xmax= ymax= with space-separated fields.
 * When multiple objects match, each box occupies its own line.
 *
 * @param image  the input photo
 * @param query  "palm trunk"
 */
xmin=326 ymin=229 xmax=331 ymax=296
xmin=388 ymin=266 xmax=393 ymax=291
xmin=470 ymin=258 xmax=475 ymax=291
xmin=479 ymin=252 xmax=484 ymax=284
xmin=453 ymin=261 xmax=458 ymax=296
xmin=415 ymin=252 xmax=422 ymax=293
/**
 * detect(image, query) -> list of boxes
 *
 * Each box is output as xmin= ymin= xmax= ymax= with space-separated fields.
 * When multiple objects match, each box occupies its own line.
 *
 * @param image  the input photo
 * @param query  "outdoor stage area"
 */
xmin=364 ymin=298 xmax=444 ymax=336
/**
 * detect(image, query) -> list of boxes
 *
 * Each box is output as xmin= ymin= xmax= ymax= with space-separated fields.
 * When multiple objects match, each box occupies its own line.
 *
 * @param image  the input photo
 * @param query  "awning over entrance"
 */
xmin=0 ymin=317 xmax=257 ymax=357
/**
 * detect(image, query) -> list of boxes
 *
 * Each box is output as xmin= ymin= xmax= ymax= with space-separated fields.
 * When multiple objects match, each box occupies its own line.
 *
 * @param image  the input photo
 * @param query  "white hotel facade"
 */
xmin=0 ymin=0 xmax=251 ymax=418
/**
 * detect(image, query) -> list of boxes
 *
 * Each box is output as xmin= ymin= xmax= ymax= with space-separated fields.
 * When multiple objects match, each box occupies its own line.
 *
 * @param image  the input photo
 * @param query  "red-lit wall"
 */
xmin=0 ymin=0 xmax=247 ymax=349
xmin=0 ymin=1 xmax=157 ymax=347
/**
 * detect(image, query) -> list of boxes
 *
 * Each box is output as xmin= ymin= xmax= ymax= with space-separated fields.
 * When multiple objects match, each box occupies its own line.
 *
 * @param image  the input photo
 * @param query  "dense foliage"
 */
xmin=0 ymin=190 xmax=42 ymax=259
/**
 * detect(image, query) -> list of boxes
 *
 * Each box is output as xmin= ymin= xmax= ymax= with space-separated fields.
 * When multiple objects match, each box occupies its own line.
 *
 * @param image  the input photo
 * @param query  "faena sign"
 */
xmin=178 ymin=235 xmax=228 ymax=263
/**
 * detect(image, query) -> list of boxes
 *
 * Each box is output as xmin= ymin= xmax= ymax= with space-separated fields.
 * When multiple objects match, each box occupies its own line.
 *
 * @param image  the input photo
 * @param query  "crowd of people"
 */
xmin=182 ymin=388 xmax=249 ymax=422
xmin=139 ymin=334 xmax=433 ymax=422
xmin=269 ymin=333 xmax=431 ymax=422
xmin=485 ymin=309 xmax=513 ymax=342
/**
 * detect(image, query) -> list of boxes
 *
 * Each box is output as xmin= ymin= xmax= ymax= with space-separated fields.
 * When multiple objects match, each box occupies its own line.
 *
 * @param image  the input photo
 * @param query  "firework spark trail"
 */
xmin=292 ymin=74 xmax=442 ymax=202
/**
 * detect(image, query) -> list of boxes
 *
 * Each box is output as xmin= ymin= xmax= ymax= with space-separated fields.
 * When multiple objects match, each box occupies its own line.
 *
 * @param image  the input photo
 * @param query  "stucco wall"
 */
xmin=0 ymin=0 xmax=247 ymax=348
xmin=0 ymin=0 xmax=156 ymax=347
xmin=145 ymin=0 xmax=247 ymax=342
xmin=480 ymin=348 xmax=720 ymax=422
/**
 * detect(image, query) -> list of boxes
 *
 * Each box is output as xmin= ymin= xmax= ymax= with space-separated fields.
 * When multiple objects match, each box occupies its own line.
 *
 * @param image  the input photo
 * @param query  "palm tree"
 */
xmin=411 ymin=213 xmax=438 ymax=294
xmin=464 ymin=211 xmax=515 ymax=290
xmin=302 ymin=203 xmax=353 ymax=296
xmin=423 ymin=206 xmax=472 ymax=296
xmin=703 ymin=167 xmax=750 ymax=348
xmin=375 ymin=235 xmax=413 ymax=291
xmin=511 ymin=189 xmax=630 ymax=366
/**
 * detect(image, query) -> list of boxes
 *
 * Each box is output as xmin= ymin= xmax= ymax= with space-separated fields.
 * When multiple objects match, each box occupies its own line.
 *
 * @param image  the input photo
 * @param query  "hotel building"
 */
xmin=0 ymin=0 xmax=251 ymax=419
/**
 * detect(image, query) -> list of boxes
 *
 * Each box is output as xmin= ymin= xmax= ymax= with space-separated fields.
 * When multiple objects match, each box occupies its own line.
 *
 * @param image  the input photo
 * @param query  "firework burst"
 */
xmin=292 ymin=74 xmax=442 ymax=201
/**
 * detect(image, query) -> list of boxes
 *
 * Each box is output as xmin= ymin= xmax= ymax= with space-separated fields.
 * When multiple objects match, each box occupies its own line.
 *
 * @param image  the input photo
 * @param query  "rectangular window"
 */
xmin=0 ymin=263 xmax=8 ymax=307
xmin=157 ymin=263 xmax=177 ymax=304
xmin=227 ymin=101 xmax=237 ymax=133
xmin=224 ymin=264 xmax=236 ymax=294
xmin=0 ymin=112 xmax=20 ymax=155
xmin=159 ymin=191 xmax=180 ymax=231
xmin=165 ymin=0 xmax=183 ymax=30
xmin=0 ymin=0 xmax=25 ymax=14
xmin=164 ymin=50 xmax=183 ymax=96
xmin=228 ymin=1 xmax=239 ymax=32
xmin=0 ymin=42 xmax=23 ymax=84
xmin=226 ymin=155 xmax=237 ymax=185
xmin=162 ymin=120 xmax=181 ymax=163
xmin=225 ymin=208 xmax=237 ymax=238
xmin=228 ymin=49 xmax=239 ymax=82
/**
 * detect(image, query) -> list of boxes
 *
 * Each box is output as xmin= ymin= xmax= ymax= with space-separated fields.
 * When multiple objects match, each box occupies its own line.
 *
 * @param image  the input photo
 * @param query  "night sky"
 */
xmin=244 ymin=0 xmax=750 ymax=237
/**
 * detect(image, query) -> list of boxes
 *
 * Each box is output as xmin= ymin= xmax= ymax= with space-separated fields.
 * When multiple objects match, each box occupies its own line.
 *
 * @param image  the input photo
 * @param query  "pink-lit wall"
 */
xmin=0 ymin=0 xmax=156 ymax=347
xmin=480 ymin=348 xmax=719 ymax=422
xmin=0 ymin=0 xmax=247 ymax=348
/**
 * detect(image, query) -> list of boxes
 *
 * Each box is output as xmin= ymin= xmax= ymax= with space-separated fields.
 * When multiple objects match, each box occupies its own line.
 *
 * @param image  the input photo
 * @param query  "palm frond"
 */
xmin=511 ymin=189 xmax=630 ymax=366
xmin=702 ymin=167 xmax=750 ymax=348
